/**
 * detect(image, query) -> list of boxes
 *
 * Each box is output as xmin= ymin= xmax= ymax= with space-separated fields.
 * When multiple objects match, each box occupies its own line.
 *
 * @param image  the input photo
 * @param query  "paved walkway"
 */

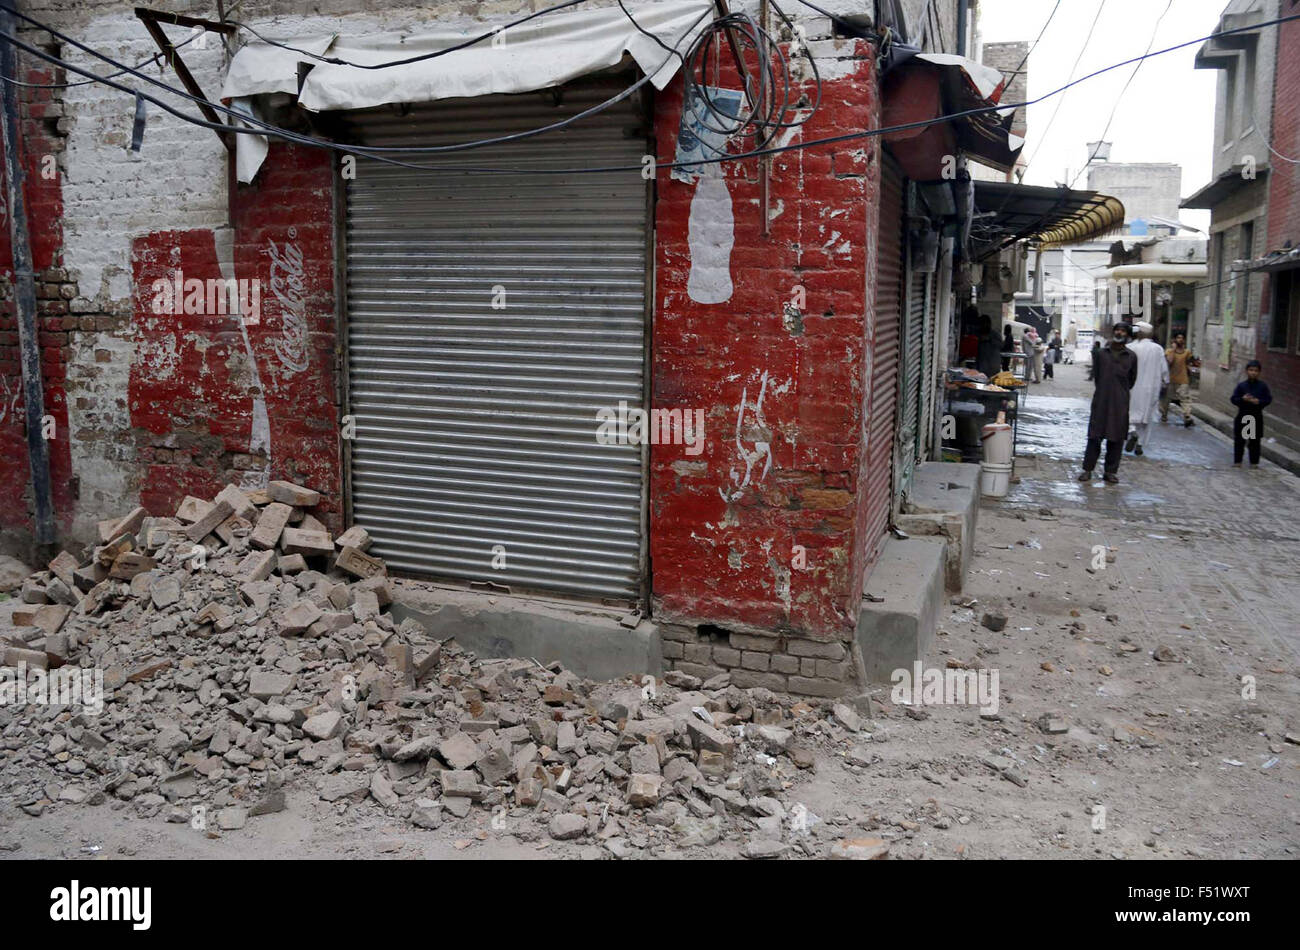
xmin=1005 ymin=362 xmax=1300 ymax=669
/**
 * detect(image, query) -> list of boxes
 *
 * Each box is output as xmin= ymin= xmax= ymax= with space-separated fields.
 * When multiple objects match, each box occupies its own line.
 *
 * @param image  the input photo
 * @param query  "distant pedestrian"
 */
xmin=1025 ymin=329 xmax=1044 ymax=383
xmin=975 ymin=315 xmax=1002 ymax=379
xmin=1079 ymin=323 xmax=1138 ymax=484
xmin=1001 ymin=325 xmax=1015 ymax=372
xmin=1045 ymin=331 xmax=1062 ymax=379
xmin=1160 ymin=332 xmax=1198 ymax=427
xmin=1125 ymin=322 xmax=1168 ymax=456
xmin=1231 ymin=359 xmax=1272 ymax=467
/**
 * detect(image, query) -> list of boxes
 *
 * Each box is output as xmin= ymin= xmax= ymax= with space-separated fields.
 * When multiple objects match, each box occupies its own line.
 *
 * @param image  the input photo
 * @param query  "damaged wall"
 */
xmin=3 ymin=2 xmax=896 ymax=699
xmin=650 ymin=35 xmax=884 ymax=695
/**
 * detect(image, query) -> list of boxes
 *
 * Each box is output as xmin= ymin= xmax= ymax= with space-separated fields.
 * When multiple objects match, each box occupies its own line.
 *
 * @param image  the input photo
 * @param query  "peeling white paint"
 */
xmin=216 ymin=227 xmax=271 ymax=490
xmin=720 ymin=370 xmax=773 ymax=502
xmin=687 ymin=176 xmax=735 ymax=304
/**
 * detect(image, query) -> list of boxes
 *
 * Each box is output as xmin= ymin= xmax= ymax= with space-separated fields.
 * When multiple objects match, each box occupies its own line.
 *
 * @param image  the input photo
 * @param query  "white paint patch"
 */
xmin=687 ymin=177 xmax=735 ymax=304
xmin=215 ymin=227 xmax=271 ymax=490
xmin=65 ymin=331 xmax=137 ymax=543
xmin=768 ymin=198 xmax=785 ymax=223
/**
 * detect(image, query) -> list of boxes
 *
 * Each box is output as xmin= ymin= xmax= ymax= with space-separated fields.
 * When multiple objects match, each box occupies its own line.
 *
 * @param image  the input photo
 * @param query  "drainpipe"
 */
xmin=931 ymin=235 xmax=954 ymax=459
xmin=0 ymin=8 xmax=56 ymax=545
xmin=956 ymin=0 xmax=970 ymax=57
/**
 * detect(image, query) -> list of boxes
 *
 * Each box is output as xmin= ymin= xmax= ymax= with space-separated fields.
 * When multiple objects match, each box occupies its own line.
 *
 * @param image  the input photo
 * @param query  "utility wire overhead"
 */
xmin=1022 ymin=0 xmax=1108 ymax=174
xmin=1068 ymin=0 xmax=1173 ymax=188
xmin=1 ymin=4 xmax=1298 ymax=177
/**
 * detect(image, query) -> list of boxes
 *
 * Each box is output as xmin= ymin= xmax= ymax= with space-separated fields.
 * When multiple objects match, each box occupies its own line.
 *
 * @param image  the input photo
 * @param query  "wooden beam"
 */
xmin=135 ymin=8 xmax=234 ymax=152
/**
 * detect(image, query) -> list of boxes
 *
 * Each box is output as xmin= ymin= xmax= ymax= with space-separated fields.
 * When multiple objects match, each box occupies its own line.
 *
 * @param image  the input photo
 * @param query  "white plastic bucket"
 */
xmin=981 ymin=461 xmax=1013 ymax=498
xmin=981 ymin=422 xmax=1013 ymax=465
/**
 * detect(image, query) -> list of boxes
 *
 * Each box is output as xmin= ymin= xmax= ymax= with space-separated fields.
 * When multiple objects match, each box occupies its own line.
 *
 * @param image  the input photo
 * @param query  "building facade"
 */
xmin=1 ymin=0 xmax=1014 ymax=695
xmin=1183 ymin=0 xmax=1280 ymax=417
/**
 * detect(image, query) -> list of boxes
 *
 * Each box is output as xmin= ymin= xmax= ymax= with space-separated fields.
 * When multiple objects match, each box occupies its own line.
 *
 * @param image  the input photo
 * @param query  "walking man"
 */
xmin=1231 ymin=359 xmax=1273 ymax=467
xmin=1161 ymin=332 xmax=1197 ymax=426
xmin=1079 ymin=323 xmax=1138 ymax=484
xmin=1125 ymin=322 xmax=1167 ymax=456
xmin=1023 ymin=330 xmax=1042 ymax=383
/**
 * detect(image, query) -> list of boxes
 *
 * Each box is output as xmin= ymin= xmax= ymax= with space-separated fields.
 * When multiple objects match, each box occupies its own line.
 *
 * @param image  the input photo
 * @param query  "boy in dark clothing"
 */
xmin=1230 ymin=360 xmax=1272 ymax=467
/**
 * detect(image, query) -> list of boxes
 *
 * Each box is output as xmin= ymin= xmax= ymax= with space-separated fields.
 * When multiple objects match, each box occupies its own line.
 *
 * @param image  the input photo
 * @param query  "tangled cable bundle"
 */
xmin=678 ymin=1 xmax=822 ymax=158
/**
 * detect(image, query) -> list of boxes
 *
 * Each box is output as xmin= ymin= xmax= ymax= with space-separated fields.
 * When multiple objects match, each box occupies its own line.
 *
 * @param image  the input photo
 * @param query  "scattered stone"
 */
xmin=980 ymin=612 xmax=1007 ymax=632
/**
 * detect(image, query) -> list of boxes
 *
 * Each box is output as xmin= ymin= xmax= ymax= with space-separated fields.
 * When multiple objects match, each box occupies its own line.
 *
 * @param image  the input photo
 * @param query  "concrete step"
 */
xmin=855 ymin=536 xmax=946 ymax=683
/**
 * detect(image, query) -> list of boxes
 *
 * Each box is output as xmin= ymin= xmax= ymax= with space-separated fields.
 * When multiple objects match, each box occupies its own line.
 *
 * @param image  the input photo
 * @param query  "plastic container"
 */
xmin=981 ymin=461 xmax=1013 ymax=497
xmin=980 ymin=422 xmax=1013 ymax=465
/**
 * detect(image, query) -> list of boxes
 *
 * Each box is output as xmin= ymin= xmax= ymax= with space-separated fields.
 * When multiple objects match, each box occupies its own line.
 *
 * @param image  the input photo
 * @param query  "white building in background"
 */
xmin=1020 ymin=145 xmax=1206 ymax=344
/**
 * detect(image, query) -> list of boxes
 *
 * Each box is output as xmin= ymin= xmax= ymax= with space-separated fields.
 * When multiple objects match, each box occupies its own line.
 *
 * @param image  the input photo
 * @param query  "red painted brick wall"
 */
xmin=1259 ymin=6 xmax=1300 ymax=435
xmin=0 ymin=50 xmax=75 ymax=538
xmin=650 ymin=42 xmax=882 ymax=642
xmin=127 ymin=142 xmax=341 ymax=528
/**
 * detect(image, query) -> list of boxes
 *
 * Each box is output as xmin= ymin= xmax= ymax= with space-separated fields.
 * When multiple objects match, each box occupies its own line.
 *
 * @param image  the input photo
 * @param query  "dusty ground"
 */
xmin=3 ymin=360 xmax=1297 ymax=859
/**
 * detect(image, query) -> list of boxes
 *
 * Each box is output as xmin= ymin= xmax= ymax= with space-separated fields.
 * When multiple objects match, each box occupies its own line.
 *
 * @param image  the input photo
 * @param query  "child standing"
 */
xmin=1230 ymin=360 xmax=1272 ymax=467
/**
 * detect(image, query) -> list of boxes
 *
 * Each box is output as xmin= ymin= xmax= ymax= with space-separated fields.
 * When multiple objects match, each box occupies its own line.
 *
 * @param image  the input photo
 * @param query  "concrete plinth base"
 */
xmin=855 ymin=536 xmax=946 ymax=683
xmin=391 ymin=584 xmax=662 ymax=682
xmin=895 ymin=461 xmax=980 ymax=592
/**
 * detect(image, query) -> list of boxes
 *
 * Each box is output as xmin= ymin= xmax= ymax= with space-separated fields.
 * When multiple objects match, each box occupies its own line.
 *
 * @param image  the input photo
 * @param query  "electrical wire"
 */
xmin=1009 ymin=0 xmax=1060 ymax=79
xmin=1 ymin=26 xmax=200 ymax=88
xmin=224 ymin=0 xmax=592 ymax=70
xmin=1069 ymin=0 xmax=1173 ymax=188
xmin=2 ymin=5 xmax=1299 ymax=177
xmin=1022 ymin=0 xmax=1107 ymax=173
xmin=2 ymin=2 xmax=713 ymax=161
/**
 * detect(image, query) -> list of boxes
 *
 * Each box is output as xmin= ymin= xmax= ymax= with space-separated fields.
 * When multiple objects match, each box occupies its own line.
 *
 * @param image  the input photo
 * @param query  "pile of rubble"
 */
xmin=0 ymin=482 xmax=886 ymax=858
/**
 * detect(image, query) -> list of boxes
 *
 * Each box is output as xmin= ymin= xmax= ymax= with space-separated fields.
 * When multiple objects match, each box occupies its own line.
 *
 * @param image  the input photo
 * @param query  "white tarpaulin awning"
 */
xmin=221 ymin=0 xmax=715 ymax=180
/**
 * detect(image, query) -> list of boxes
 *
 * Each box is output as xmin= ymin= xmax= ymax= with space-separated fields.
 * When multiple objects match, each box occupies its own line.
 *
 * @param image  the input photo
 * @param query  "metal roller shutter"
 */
xmin=897 ymin=256 xmax=927 ymax=503
xmin=339 ymin=83 xmax=650 ymax=603
xmin=865 ymin=156 xmax=904 ymax=560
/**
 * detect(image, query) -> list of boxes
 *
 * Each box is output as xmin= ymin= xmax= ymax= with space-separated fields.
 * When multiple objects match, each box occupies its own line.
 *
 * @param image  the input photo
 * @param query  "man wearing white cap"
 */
xmin=1125 ymin=322 xmax=1168 ymax=456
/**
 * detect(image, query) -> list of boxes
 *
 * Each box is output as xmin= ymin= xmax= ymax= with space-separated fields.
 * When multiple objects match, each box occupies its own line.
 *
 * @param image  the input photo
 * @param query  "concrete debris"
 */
xmin=0 ymin=483 xmax=902 ymax=858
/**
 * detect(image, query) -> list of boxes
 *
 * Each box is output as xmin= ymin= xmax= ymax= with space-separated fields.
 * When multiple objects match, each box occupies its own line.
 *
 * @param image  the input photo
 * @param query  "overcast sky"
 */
xmin=978 ymin=0 xmax=1227 ymax=230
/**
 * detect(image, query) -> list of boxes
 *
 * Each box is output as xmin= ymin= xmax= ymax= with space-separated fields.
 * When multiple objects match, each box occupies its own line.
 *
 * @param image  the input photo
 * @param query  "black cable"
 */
xmin=1023 ymin=0 xmax=1107 ymax=173
xmin=1010 ymin=0 xmax=1061 ymax=78
xmin=225 ymin=0 xmax=591 ymax=70
xmin=1069 ymin=0 xmax=1173 ymax=188
xmin=2 ymin=6 xmax=1298 ymax=176
xmin=2 ymin=26 xmax=200 ymax=88
xmin=2 ymin=2 xmax=711 ymax=160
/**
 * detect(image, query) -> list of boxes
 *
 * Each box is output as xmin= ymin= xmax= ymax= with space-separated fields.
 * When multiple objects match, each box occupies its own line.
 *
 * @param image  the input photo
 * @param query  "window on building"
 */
xmin=1212 ymin=231 xmax=1226 ymax=321
xmin=1269 ymin=269 xmax=1300 ymax=351
xmin=1237 ymin=221 xmax=1254 ymax=323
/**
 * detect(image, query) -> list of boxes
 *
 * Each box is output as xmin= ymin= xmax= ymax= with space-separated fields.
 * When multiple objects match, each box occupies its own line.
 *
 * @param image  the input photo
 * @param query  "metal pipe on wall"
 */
xmin=0 ymin=6 xmax=56 ymax=545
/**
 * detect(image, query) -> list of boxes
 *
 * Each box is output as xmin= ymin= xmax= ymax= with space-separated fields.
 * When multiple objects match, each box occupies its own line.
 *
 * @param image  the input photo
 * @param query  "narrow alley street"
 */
xmin=866 ymin=359 xmax=1300 ymax=858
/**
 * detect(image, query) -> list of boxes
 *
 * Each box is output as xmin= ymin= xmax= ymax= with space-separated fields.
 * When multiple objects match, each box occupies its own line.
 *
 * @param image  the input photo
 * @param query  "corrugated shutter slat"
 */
xmin=342 ymin=85 xmax=648 ymax=602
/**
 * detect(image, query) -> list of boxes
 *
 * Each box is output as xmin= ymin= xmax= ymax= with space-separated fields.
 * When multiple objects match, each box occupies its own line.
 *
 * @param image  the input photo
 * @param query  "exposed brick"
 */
xmin=729 ymin=632 xmax=778 ymax=651
xmin=728 ymin=670 xmax=787 ymax=691
xmin=661 ymin=640 xmax=683 ymax=660
xmin=787 ymin=676 xmax=847 ymax=698
xmin=789 ymin=639 xmax=847 ymax=660
xmin=712 ymin=646 xmax=741 ymax=667
xmin=771 ymin=654 xmax=800 ymax=675
xmin=816 ymin=659 xmax=851 ymax=681
xmin=659 ymin=623 xmax=697 ymax=643
xmin=740 ymin=651 xmax=770 ymax=672
xmin=682 ymin=643 xmax=712 ymax=664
